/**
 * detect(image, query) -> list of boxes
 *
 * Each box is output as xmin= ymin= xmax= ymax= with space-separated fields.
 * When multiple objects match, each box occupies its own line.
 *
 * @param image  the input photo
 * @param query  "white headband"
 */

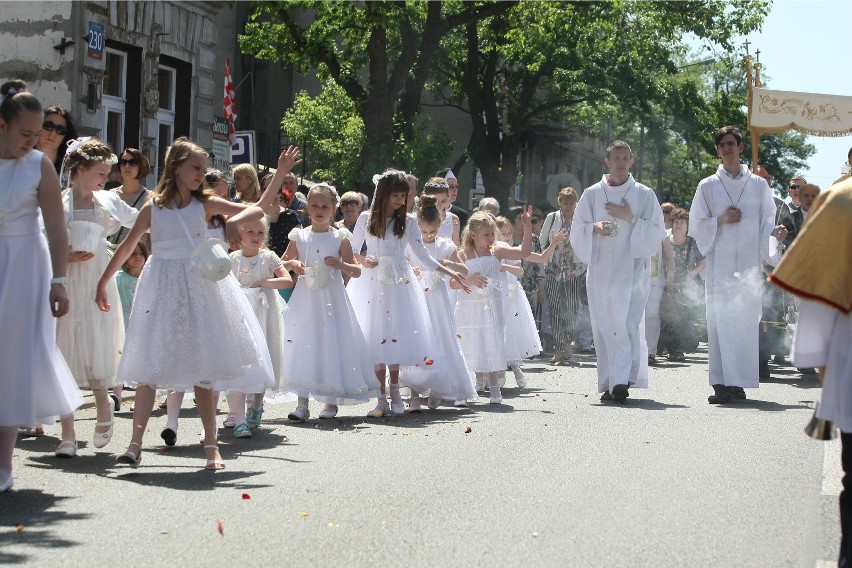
xmin=372 ymin=169 xmax=407 ymax=188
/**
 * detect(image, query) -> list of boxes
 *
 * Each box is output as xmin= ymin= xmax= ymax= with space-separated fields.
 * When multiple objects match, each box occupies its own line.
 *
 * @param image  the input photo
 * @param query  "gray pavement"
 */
xmin=0 ymin=346 xmax=839 ymax=567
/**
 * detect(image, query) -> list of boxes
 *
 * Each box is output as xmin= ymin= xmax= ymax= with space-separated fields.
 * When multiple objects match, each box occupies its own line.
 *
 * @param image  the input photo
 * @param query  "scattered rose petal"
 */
xmin=424 ymin=287 xmax=430 ymax=292
xmin=532 ymin=532 xmax=539 ymax=538
xmin=464 ymin=426 xmax=472 ymax=434
xmin=391 ymin=338 xmax=397 ymax=343
xmin=425 ymin=359 xmax=434 ymax=366
xmin=242 ymin=493 xmax=251 ymax=500
xmin=16 ymin=525 xmax=24 ymax=534
xmin=300 ymin=512 xmax=309 ymax=518
xmin=217 ymin=519 xmax=224 ymax=536
xmin=381 ymin=339 xmax=387 ymax=344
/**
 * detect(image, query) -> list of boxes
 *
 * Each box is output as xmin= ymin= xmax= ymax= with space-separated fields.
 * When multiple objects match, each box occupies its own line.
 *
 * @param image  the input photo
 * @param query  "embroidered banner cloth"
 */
xmin=750 ymin=88 xmax=852 ymax=137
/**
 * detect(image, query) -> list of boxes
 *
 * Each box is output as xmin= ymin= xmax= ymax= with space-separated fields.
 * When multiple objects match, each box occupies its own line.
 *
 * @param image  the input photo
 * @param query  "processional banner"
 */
xmin=750 ymin=88 xmax=852 ymax=137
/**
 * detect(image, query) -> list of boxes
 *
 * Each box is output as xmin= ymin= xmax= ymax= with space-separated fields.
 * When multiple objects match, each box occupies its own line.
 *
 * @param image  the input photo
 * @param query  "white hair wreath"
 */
xmin=371 ymin=169 xmax=407 ymax=189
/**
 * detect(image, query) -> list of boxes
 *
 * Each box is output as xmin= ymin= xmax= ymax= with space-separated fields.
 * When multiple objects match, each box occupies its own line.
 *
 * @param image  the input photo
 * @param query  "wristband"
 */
xmin=50 ymin=277 xmax=67 ymax=287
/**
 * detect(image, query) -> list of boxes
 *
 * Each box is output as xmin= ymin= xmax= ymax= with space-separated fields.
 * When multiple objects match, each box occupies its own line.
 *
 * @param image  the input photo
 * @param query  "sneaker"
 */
xmin=708 ymin=384 xmax=732 ymax=404
xmin=427 ymin=395 xmax=441 ymax=409
xmin=288 ymin=406 xmax=310 ymax=422
xmin=612 ymin=384 xmax=629 ymax=402
xmin=233 ymin=422 xmax=253 ymax=438
xmin=513 ymin=366 xmax=527 ymax=388
xmin=408 ymin=395 xmax=422 ymax=413
xmin=367 ymin=399 xmax=390 ymax=418
xmin=318 ymin=404 xmax=338 ymax=419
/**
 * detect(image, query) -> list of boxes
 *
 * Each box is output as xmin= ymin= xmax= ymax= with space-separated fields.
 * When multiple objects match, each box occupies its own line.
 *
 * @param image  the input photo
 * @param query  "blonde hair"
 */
xmin=241 ymin=216 xmax=270 ymax=249
xmin=339 ymin=191 xmax=363 ymax=206
xmin=232 ymin=163 xmax=261 ymax=203
xmin=153 ymin=137 xmax=213 ymax=209
xmin=461 ymin=211 xmax=497 ymax=251
xmin=494 ymin=215 xmax=511 ymax=230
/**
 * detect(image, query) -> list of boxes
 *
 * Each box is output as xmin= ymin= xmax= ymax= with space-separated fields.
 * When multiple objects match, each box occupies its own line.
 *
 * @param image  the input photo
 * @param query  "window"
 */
xmin=155 ymin=65 xmax=177 ymax=180
xmin=102 ymin=48 xmax=127 ymax=154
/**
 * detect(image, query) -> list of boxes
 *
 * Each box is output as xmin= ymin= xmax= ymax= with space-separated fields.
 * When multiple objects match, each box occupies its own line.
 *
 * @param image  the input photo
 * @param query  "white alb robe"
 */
xmin=793 ymin=300 xmax=852 ymax=432
xmin=570 ymin=174 xmax=666 ymax=393
xmin=689 ymin=165 xmax=781 ymax=388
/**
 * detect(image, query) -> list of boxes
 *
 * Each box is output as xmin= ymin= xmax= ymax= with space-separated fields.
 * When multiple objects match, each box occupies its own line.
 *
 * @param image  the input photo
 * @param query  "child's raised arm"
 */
xmin=255 ymin=147 xmax=302 ymax=212
xmin=494 ymin=205 xmax=533 ymax=261
xmin=205 ymin=197 xmax=265 ymax=249
xmin=96 ymin=204 xmax=152 ymax=312
xmin=524 ymin=228 xmax=568 ymax=264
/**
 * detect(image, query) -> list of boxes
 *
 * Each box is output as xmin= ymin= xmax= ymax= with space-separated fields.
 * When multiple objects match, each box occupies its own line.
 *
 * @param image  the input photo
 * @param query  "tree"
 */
xmin=281 ymin=79 xmax=454 ymax=189
xmin=239 ymin=1 xmax=516 ymax=192
xmin=431 ymin=1 xmax=771 ymax=205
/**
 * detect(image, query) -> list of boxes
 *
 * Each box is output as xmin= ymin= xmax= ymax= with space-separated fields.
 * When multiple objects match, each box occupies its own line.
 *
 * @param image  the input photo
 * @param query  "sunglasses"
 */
xmin=789 ymin=184 xmax=801 ymax=190
xmin=118 ymin=158 xmax=139 ymax=167
xmin=340 ymin=199 xmax=360 ymax=207
xmin=42 ymin=120 xmax=68 ymax=136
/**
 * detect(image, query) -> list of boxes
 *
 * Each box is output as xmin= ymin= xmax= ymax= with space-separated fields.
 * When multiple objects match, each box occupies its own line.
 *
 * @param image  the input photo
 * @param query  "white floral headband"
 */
xmin=372 ymin=169 xmax=407 ymax=189
xmin=0 ymin=85 xmax=25 ymax=105
xmin=65 ymin=137 xmax=118 ymax=165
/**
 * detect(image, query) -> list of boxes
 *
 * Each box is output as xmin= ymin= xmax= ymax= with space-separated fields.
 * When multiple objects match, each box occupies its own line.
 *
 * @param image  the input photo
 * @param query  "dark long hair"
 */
xmin=43 ymin=106 xmax=78 ymax=173
xmin=367 ymin=170 xmax=409 ymax=239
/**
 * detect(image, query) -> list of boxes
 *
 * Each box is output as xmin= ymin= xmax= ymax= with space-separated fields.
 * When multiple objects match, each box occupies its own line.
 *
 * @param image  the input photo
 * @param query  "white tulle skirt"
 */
xmin=401 ymin=271 xmax=477 ymax=400
xmin=502 ymin=273 xmax=542 ymax=364
xmin=118 ymin=255 xmax=274 ymax=393
xmin=455 ymin=279 xmax=506 ymax=373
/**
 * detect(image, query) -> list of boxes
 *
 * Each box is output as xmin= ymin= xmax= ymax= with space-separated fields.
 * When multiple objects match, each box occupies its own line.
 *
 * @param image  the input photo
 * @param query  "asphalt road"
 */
xmin=0 ymin=346 xmax=839 ymax=568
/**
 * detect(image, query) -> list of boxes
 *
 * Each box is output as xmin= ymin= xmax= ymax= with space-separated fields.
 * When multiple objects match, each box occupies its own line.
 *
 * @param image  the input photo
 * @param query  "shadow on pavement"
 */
xmin=719 ymin=399 xmax=813 ymax=411
xmin=593 ymin=399 xmax=690 ymax=410
xmin=110 ymin=468 xmax=270 ymax=491
xmin=0 ymin=490 xmax=89 ymax=564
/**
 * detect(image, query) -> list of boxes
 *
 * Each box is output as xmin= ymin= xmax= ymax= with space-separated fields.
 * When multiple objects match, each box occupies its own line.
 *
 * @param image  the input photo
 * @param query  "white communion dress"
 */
xmin=455 ymin=249 xmax=506 ymax=373
xmin=498 ymin=247 xmax=542 ymax=364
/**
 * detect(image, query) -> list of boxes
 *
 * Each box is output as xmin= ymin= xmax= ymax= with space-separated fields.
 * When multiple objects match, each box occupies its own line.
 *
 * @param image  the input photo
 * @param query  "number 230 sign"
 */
xmin=87 ymin=22 xmax=105 ymax=60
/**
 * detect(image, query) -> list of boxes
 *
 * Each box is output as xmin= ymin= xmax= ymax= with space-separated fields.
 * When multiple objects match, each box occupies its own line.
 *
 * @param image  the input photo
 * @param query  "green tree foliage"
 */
xmin=431 ymin=1 xmax=772 ymax=205
xmin=239 ymin=1 xmax=515 ymax=192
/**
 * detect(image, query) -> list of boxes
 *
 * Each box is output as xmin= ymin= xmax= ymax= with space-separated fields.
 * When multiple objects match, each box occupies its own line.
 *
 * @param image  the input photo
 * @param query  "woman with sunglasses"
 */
xmin=36 ymin=105 xmax=78 ymax=176
xmin=108 ymin=148 xmax=152 ymax=247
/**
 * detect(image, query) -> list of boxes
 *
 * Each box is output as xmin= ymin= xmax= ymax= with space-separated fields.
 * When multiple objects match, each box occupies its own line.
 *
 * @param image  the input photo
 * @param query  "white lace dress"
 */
xmin=117 ymin=199 xmax=274 ymax=392
xmin=401 ymin=238 xmax=477 ymax=400
xmin=455 ymin=250 xmax=506 ymax=373
xmin=347 ymin=212 xmax=439 ymax=366
xmin=281 ymin=227 xmax=376 ymax=404
xmin=499 ymin=248 xmax=542 ymax=364
xmin=0 ymin=151 xmax=82 ymax=427
xmin=230 ymin=248 xmax=287 ymax=389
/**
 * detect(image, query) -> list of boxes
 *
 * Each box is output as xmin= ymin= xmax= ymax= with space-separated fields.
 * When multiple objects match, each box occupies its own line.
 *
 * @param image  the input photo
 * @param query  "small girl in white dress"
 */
xmin=0 ymin=81 xmax=82 ymax=491
xmin=55 ymin=138 xmax=140 ymax=457
xmin=453 ymin=209 xmax=534 ymax=403
xmin=495 ymin=217 xmax=567 ymax=388
xmin=97 ymin=137 xmax=274 ymax=470
xmin=281 ymin=183 xmax=376 ymax=421
xmin=227 ymin=217 xmax=292 ymax=436
xmin=401 ymin=194 xmax=475 ymax=410
xmin=348 ymin=170 xmax=469 ymax=417
xmin=112 ymin=240 xmax=148 ymax=410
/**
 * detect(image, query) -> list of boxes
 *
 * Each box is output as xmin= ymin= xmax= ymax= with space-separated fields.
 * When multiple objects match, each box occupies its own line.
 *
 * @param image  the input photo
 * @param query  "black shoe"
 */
xmin=612 ymin=384 xmax=629 ymax=402
xmin=727 ymin=386 xmax=746 ymax=400
xmin=600 ymin=391 xmax=614 ymax=401
xmin=759 ymin=361 xmax=770 ymax=379
xmin=773 ymin=354 xmax=786 ymax=365
xmin=160 ymin=428 xmax=177 ymax=447
xmin=798 ymin=367 xmax=818 ymax=375
xmin=708 ymin=384 xmax=732 ymax=404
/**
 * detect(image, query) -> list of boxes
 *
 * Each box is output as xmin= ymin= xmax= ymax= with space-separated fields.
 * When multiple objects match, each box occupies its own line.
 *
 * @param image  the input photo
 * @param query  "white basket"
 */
xmin=191 ymin=238 xmax=232 ymax=281
xmin=68 ymin=220 xmax=105 ymax=253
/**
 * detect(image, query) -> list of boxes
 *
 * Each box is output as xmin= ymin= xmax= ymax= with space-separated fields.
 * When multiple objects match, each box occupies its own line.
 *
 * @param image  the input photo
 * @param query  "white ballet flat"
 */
xmin=318 ymin=405 xmax=338 ymax=419
xmin=288 ymin=406 xmax=310 ymax=422
xmin=390 ymin=399 xmax=406 ymax=415
xmin=55 ymin=440 xmax=78 ymax=458
xmin=367 ymin=400 xmax=389 ymax=418
xmin=93 ymin=403 xmax=115 ymax=449
xmin=427 ymin=395 xmax=441 ymax=409
xmin=513 ymin=366 xmax=527 ymax=388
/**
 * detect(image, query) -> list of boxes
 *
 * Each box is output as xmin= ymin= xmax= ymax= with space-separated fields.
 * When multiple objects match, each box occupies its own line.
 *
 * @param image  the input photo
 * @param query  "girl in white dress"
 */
xmin=348 ymin=170 xmax=469 ymax=417
xmin=227 ymin=217 xmax=292 ymax=436
xmin=96 ymin=137 xmax=274 ymax=470
xmin=495 ymin=217 xmax=567 ymax=388
xmin=55 ymin=138 xmax=141 ymax=457
xmin=402 ymin=194 xmax=475 ymax=410
xmin=453 ymin=209 xmax=534 ymax=403
xmin=0 ymin=81 xmax=82 ymax=491
xmin=112 ymin=240 xmax=148 ymax=410
xmin=281 ymin=184 xmax=376 ymax=421
xmin=426 ymin=176 xmax=460 ymax=245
